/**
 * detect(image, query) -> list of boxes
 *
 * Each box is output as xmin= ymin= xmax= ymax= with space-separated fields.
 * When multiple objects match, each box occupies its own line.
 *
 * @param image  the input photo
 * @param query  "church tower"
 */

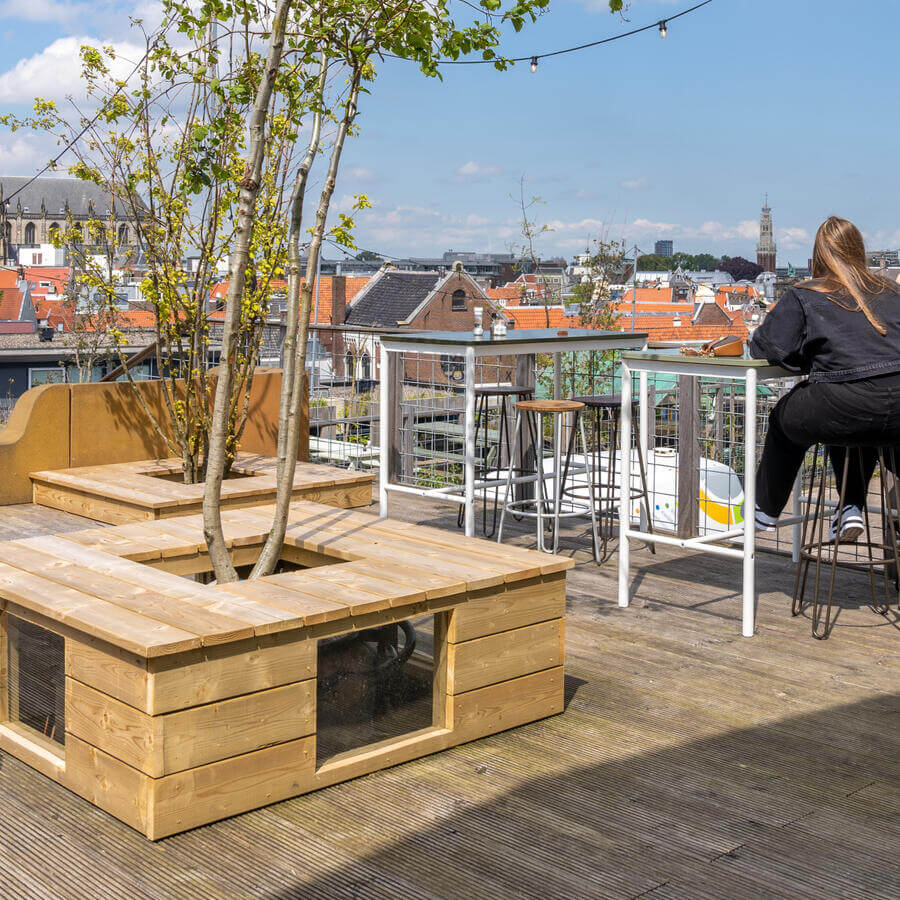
xmin=756 ymin=195 xmax=776 ymax=272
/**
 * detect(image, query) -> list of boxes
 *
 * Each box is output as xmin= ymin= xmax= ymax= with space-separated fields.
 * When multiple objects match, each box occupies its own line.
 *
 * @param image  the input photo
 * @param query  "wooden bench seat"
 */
xmin=0 ymin=500 xmax=570 ymax=840
xmin=30 ymin=454 xmax=374 ymax=524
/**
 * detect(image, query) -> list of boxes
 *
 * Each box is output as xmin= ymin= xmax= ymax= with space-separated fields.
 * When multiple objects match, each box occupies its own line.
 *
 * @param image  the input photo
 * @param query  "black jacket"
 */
xmin=749 ymin=282 xmax=900 ymax=382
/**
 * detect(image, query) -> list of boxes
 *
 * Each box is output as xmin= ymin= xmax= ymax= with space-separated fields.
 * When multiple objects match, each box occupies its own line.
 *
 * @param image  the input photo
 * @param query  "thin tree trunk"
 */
xmin=251 ymin=65 xmax=361 ymax=578
xmin=250 ymin=57 xmax=327 ymax=578
xmin=202 ymin=0 xmax=292 ymax=584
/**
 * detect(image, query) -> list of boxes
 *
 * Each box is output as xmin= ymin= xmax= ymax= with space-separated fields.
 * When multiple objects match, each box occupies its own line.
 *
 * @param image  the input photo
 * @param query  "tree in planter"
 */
xmin=4 ymin=1 xmax=301 ymax=483
xmin=214 ymin=0 xmax=594 ymax=583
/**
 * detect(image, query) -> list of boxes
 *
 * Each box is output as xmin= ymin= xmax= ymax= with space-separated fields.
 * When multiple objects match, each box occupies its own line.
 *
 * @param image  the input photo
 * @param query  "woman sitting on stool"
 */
xmin=750 ymin=216 xmax=900 ymax=539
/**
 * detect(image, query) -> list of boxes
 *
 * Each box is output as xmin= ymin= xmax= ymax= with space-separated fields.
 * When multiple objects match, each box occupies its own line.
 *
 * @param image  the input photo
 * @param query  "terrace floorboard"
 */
xmin=0 ymin=499 xmax=897 ymax=899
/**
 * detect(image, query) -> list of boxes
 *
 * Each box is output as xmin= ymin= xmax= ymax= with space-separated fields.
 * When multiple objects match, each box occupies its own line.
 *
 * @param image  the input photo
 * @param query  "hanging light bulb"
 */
xmin=530 ymin=56 xmax=538 ymax=73
xmin=659 ymin=21 xmax=667 ymax=39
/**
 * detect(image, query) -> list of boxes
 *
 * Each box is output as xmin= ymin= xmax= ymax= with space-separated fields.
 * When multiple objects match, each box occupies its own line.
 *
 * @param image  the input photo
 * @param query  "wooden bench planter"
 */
xmin=30 ymin=454 xmax=374 ymax=524
xmin=0 ymin=502 xmax=569 ymax=839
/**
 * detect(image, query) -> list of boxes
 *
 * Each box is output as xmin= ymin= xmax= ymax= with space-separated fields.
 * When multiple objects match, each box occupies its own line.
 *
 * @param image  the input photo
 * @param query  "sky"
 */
xmin=0 ymin=0 xmax=898 ymax=265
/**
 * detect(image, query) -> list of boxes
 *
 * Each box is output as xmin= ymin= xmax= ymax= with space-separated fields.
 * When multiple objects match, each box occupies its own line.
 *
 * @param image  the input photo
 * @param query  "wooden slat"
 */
xmin=30 ymin=470 xmax=179 ymax=507
xmin=452 ymin=665 xmax=565 ymax=740
xmin=297 ymin=562 xmax=428 ymax=606
xmin=280 ymin=505 xmax=530 ymax=581
xmin=212 ymin=578 xmax=348 ymax=627
xmin=146 ymin=632 xmax=317 ymax=715
xmin=0 ymin=563 xmax=200 ymax=657
xmin=27 ymin=535 xmax=290 ymax=636
xmin=59 ymin=527 xmax=163 ymax=561
xmin=447 ymin=619 xmax=565 ymax=694
xmin=150 ymin=735 xmax=316 ymax=840
xmin=448 ymin=573 xmax=567 ymax=643
xmin=66 ymin=678 xmax=316 ymax=777
xmin=0 ymin=541 xmax=253 ymax=644
xmin=31 ymin=483 xmax=157 ymax=525
xmin=264 ymin=571 xmax=391 ymax=616
xmin=286 ymin=500 xmax=571 ymax=575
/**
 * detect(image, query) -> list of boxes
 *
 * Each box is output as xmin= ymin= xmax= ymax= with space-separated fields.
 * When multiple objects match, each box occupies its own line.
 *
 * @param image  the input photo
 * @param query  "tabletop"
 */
xmin=622 ymin=348 xmax=795 ymax=380
xmin=381 ymin=329 xmax=649 ymax=354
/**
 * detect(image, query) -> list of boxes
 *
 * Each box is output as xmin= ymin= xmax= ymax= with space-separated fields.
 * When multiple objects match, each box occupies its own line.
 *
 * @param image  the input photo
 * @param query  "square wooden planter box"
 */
xmin=0 ymin=502 xmax=568 ymax=839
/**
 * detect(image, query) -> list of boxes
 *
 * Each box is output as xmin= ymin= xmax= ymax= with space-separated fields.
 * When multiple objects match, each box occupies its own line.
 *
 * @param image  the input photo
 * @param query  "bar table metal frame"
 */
xmin=379 ymin=329 xmax=648 ymax=537
xmin=618 ymin=351 xmax=796 ymax=637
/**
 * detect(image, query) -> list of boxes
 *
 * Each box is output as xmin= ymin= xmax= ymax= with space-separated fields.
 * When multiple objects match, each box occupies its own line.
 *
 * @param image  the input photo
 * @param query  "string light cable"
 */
xmin=383 ymin=0 xmax=713 ymax=69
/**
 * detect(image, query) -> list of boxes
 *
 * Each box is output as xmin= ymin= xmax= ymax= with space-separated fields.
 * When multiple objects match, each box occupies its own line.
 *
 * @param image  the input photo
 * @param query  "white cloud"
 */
xmin=620 ymin=176 xmax=648 ymax=191
xmin=345 ymin=166 xmax=376 ymax=181
xmin=449 ymin=160 xmax=502 ymax=184
xmin=0 ymin=37 xmax=143 ymax=103
xmin=466 ymin=213 xmax=490 ymax=227
xmin=0 ymin=136 xmax=52 ymax=173
xmin=1 ymin=0 xmax=92 ymax=25
xmin=777 ymin=226 xmax=810 ymax=249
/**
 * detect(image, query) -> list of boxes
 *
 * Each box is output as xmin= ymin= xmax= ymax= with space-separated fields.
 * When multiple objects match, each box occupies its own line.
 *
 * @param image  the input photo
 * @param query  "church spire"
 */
xmin=756 ymin=196 xmax=776 ymax=273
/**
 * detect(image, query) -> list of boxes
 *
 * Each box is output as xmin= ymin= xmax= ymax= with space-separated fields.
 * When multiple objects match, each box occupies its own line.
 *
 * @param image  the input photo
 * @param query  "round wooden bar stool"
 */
xmin=497 ymin=398 xmax=601 ymax=560
xmin=562 ymin=394 xmax=654 ymax=561
xmin=456 ymin=384 xmax=534 ymax=537
xmin=792 ymin=443 xmax=900 ymax=639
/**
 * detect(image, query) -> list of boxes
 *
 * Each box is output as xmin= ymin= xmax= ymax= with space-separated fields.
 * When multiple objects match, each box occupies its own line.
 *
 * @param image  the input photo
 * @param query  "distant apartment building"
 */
xmin=654 ymin=240 xmax=673 ymax=258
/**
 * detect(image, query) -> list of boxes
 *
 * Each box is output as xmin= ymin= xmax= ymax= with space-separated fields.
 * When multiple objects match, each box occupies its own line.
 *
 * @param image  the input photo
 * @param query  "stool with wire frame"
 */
xmin=792 ymin=442 xmax=900 ymax=639
xmin=456 ymin=384 xmax=535 ymax=537
xmin=497 ymin=399 xmax=601 ymax=562
xmin=561 ymin=394 xmax=654 ymax=562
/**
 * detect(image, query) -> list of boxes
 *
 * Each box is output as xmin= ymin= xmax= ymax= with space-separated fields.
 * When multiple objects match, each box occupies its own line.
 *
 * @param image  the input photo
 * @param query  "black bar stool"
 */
xmin=792 ymin=443 xmax=900 ymax=639
xmin=457 ymin=384 xmax=534 ymax=537
xmin=562 ymin=394 xmax=654 ymax=561
xmin=497 ymin=399 xmax=600 ymax=559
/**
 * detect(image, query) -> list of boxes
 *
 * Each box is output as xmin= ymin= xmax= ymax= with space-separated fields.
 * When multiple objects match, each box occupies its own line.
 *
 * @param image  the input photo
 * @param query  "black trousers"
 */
xmin=755 ymin=373 xmax=900 ymax=517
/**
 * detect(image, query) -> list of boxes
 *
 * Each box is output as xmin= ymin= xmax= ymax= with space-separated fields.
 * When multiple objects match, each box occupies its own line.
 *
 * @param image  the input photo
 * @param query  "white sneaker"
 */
xmin=754 ymin=506 xmax=778 ymax=532
xmin=829 ymin=504 xmax=864 ymax=542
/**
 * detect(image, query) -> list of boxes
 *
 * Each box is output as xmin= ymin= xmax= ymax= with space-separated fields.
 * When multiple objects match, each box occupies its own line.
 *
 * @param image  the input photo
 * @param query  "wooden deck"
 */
xmin=0 ymin=498 xmax=897 ymax=897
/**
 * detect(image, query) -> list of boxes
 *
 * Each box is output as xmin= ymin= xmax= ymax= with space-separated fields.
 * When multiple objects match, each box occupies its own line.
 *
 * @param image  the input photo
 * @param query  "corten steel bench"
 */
xmin=0 ymin=501 xmax=569 ymax=839
xmin=29 ymin=453 xmax=374 ymax=524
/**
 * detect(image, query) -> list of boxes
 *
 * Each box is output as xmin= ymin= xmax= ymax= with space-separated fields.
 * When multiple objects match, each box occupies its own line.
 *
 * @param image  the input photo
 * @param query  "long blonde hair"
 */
xmin=802 ymin=216 xmax=899 ymax=335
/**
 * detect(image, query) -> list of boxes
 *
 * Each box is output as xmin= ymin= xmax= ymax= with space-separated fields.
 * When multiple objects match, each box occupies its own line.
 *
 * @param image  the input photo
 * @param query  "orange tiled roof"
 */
xmin=505 ymin=306 xmax=583 ymax=329
xmin=0 ymin=270 xmax=25 ymax=320
xmin=612 ymin=301 xmax=694 ymax=314
xmin=618 ymin=287 xmax=675 ymax=304
xmin=615 ymin=315 xmax=749 ymax=343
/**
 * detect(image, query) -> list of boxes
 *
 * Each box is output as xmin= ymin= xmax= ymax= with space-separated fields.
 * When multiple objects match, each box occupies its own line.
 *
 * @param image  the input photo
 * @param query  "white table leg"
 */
xmin=464 ymin=345 xmax=476 ymax=537
xmin=638 ymin=370 xmax=649 ymax=532
xmin=743 ymin=366 xmax=758 ymax=637
xmin=379 ymin=343 xmax=390 ymax=519
xmin=618 ymin=362 xmax=633 ymax=608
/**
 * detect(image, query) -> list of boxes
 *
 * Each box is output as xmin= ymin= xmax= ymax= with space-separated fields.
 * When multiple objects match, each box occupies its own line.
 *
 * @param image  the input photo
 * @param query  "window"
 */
xmin=451 ymin=289 xmax=467 ymax=311
xmin=23 ymin=222 xmax=35 ymax=244
xmin=118 ymin=223 xmax=129 ymax=245
xmin=28 ymin=367 xmax=67 ymax=389
xmin=3 ymin=614 xmax=65 ymax=751
xmin=48 ymin=222 xmax=60 ymax=244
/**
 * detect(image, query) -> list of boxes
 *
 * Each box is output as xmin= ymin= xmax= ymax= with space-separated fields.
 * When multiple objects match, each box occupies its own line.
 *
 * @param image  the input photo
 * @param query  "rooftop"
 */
xmin=0 ymin=493 xmax=895 ymax=897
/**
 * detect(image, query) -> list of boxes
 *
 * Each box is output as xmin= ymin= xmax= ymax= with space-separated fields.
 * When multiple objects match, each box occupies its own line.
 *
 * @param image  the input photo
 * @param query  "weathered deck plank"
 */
xmin=0 ymin=499 xmax=896 ymax=898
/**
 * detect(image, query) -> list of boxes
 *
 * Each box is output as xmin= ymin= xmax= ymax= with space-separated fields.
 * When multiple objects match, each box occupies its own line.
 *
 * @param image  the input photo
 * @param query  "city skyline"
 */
xmin=1 ymin=2 xmax=898 ymax=263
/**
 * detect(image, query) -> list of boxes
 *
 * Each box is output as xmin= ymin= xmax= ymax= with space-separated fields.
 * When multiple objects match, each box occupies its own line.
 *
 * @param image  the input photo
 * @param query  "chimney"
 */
xmin=331 ymin=275 xmax=347 ymax=325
